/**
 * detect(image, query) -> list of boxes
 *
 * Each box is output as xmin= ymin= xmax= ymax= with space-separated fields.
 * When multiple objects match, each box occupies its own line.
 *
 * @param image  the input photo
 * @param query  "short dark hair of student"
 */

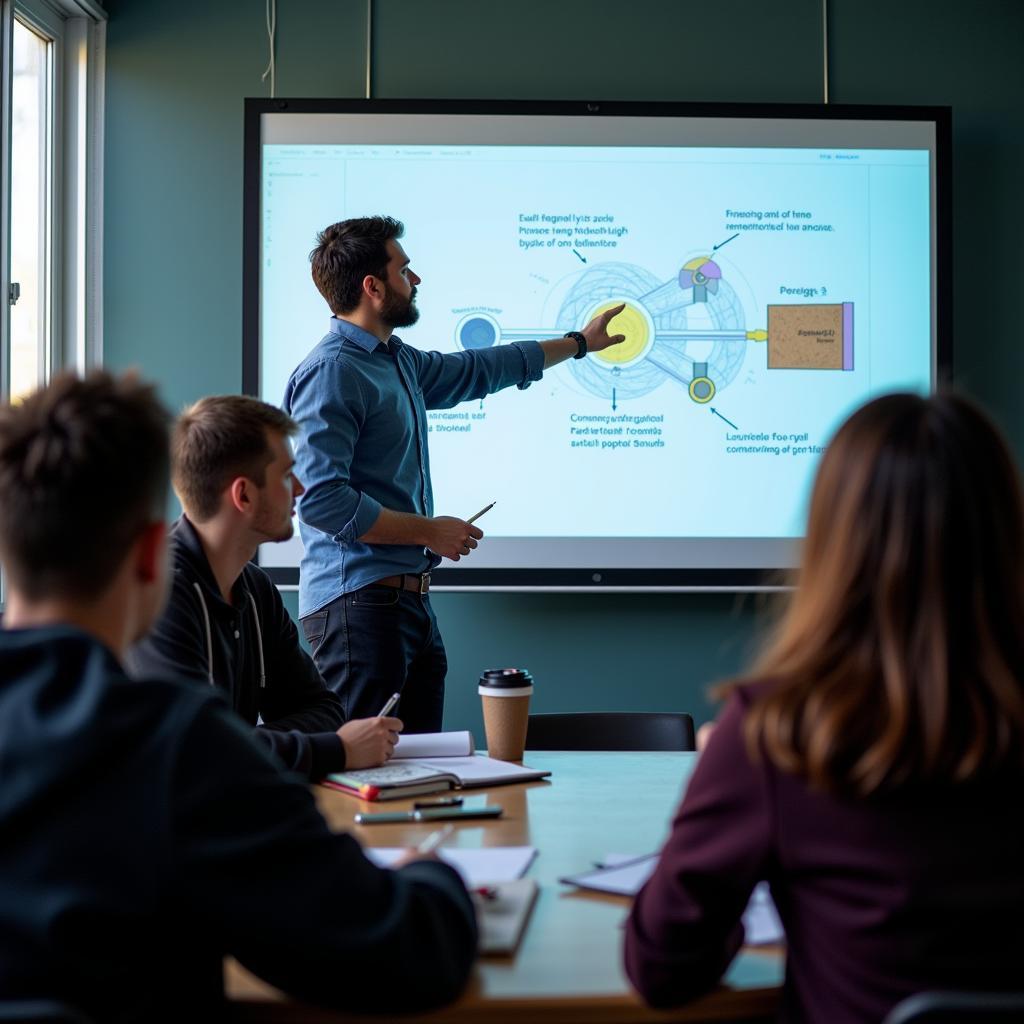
xmin=309 ymin=215 xmax=404 ymax=314
xmin=172 ymin=395 xmax=297 ymax=522
xmin=732 ymin=392 xmax=1024 ymax=796
xmin=0 ymin=370 xmax=170 ymax=601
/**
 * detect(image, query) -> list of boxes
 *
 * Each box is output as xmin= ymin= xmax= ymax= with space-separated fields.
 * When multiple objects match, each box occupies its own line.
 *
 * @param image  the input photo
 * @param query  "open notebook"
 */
xmin=323 ymin=731 xmax=551 ymax=800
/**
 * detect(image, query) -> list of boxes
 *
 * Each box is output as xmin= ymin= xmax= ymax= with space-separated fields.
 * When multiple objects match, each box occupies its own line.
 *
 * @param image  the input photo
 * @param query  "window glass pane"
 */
xmin=10 ymin=18 xmax=51 ymax=402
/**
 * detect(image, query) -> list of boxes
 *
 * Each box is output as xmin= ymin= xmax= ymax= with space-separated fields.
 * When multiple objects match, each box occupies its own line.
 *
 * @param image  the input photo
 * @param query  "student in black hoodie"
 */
xmin=0 ymin=371 xmax=476 ymax=1022
xmin=127 ymin=395 xmax=400 ymax=780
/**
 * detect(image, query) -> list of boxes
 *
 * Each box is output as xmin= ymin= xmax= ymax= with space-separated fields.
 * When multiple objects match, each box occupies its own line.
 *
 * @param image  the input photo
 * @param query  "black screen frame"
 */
xmin=242 ymin=97 xmax=952 ymax=591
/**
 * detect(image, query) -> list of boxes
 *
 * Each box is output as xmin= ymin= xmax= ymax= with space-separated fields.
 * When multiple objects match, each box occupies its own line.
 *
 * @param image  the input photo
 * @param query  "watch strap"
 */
xmin=565 ymin=330 xmax=587 ymax=359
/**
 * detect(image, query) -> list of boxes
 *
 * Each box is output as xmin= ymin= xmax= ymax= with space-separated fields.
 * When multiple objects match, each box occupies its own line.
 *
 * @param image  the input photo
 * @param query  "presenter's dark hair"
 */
xmin=172 ymin=395 xmax=297 ymax=522
xmin=0 ymin=370 xmax=170 ymax=600
xmin=734 ymin=392 xmax=1024 ymax=796
xmin=310 ymin=215 xmax=404 ymax=314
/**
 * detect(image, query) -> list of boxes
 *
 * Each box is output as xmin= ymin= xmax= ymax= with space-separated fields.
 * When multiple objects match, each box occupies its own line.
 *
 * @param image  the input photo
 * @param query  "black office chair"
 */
xmin=524 ymin=711 xmax=695 ymax=751
xmin=883 ymin=991 xmax=1024 ymax=1023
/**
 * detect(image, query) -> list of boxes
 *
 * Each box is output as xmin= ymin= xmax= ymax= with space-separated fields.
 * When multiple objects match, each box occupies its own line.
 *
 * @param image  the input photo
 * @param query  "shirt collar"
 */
xmin=328 ymin=316 xmax=400 ymax=353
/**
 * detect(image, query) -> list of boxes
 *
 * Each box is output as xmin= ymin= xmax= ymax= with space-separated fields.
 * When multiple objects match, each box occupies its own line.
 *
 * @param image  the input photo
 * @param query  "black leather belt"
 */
xmin=374 ymin=572 xmax=431 ymax=595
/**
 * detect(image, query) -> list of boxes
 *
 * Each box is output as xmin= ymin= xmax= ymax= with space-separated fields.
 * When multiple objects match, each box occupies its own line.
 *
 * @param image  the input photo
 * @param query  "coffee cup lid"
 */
xmin=479 ymin=668 xmax=533 ymax=689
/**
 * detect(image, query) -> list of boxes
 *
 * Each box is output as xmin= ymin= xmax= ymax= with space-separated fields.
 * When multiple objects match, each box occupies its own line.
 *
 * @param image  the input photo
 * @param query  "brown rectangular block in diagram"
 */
xmin=766 ymin=303 xmax=854 ymax=370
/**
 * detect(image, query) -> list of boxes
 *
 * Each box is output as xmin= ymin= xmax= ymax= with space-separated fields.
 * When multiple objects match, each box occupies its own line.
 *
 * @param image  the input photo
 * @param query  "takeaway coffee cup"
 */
xmin=478 ymin=668 xmax=534 ymax=762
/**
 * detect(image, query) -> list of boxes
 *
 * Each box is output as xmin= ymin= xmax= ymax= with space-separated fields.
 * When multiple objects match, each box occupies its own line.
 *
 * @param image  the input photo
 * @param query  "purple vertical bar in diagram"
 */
xmin=842 ymin=302 xmax=854 ymax=370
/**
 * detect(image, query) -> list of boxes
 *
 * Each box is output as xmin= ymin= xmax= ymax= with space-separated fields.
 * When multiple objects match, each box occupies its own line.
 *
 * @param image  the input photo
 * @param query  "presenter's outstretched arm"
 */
xmin=539 ymin=302 xmax=627 ymax=369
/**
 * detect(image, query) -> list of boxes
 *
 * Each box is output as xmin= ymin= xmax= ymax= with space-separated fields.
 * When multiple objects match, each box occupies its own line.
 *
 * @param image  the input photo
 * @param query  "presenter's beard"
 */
xmin=381 ymin=286 xmax=419 ymax=329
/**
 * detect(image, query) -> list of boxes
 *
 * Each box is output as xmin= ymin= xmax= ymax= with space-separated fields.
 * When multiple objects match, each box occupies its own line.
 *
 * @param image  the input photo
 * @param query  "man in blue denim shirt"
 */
xmin=285 ymin=216 xmax=625 ymax=731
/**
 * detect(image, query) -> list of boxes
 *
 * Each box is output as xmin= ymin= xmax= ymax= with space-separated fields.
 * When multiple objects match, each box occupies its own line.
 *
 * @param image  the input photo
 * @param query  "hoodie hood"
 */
xmin=0 ymin=627 xmax=201 ymax=828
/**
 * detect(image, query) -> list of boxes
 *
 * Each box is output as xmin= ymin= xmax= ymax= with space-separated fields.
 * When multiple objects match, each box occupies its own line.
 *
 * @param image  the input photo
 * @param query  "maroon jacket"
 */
xmin=624 ymin=683 xmax=1024 ymax=1023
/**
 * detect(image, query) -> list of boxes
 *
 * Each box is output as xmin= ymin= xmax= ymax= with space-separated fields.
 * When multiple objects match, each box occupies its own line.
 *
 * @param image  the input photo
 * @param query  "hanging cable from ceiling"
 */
xmin=262 ymin=0 xmax=277 ymax=98
xmin=821 ymin=0 xmax=830 ymax=104
xmin=365 ymin=0 xmax=374 ymax=99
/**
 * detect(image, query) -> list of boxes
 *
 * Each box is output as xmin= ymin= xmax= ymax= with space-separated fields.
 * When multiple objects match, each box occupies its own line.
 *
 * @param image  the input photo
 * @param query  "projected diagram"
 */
xmin=454 ymin=256 xmax=854 ymax=405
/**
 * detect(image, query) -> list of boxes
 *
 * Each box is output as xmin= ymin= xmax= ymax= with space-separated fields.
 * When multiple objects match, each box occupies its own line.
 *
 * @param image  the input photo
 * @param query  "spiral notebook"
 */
xmin=324 ymin=740 xmax=551 ymax=801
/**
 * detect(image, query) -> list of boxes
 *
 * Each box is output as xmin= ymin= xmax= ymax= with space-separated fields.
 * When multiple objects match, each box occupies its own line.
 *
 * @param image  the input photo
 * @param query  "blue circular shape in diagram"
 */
xmin=459 ymin=316 xmax=498 ymax=349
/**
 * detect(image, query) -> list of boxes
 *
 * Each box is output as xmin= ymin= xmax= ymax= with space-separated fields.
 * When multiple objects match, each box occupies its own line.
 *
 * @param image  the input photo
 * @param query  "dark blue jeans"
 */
xmin=300 ymin=586 xmax=447 ymax=734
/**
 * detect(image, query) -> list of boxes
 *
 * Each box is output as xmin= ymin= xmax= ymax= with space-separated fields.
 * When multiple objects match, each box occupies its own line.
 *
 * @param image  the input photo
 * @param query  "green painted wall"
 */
xmin=103 ymin=0 xmax=1024 ymax=739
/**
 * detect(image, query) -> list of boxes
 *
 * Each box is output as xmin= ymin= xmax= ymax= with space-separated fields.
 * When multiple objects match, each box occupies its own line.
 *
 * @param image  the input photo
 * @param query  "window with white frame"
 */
xmin=1 ymin=0 xmax=104 ymax=604
xmin=10 ymin=15 xmax=52 ymax=400
xmin=2 ymin=0 xmax=105 ymax=403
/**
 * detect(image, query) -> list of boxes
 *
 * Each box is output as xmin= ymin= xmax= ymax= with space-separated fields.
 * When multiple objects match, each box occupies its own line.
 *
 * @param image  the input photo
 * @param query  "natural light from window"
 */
xmin=10 ymin=17 xmax=51 ymax=403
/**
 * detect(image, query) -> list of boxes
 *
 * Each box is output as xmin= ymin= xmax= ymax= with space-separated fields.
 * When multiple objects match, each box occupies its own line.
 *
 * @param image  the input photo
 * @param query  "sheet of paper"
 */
xmin=561 ymin=854 xmax=659 ymax=895
xmin=414 ymin=754 xmax=549 ymax=785
xmin=393 ymin=731 xmax=475 ymax=760
xmin=367 ymin=846 xmax=538 ymax=887
xmin=743 ymin=882 xmax=784 ymax=945
xmin=575 ymin=853 xmax=785 ymax=945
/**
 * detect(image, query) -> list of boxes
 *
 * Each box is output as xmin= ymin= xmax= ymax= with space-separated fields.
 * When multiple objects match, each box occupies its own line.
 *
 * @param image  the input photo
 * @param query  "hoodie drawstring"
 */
xmin=246 ymin=590 xmax=266 ymax=689
xmin=192 ymin=583 xmax=215 ymax=686
xmin=192 ymin=583 xmax=266 ymax=689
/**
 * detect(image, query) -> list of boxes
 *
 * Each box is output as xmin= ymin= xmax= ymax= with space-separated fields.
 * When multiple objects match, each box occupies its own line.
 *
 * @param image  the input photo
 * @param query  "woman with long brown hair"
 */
xmin=624 ymin=393 xmax=1024 ymax=1023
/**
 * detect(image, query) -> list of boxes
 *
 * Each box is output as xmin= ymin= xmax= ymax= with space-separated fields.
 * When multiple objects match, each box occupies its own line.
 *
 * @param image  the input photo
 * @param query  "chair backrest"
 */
xmin=525 ymin=712 xmax=695 ymax=751
xmin=883 ymin=991 xmax=1024 ymax=1024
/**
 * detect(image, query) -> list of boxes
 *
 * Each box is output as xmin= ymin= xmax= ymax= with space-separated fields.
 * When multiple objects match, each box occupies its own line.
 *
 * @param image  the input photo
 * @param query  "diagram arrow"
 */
xmin=710 ymin=407 xmax=738 ymax=430
xmin=572 ymin=249 xmax=587 ymax=264
xmin=712 ymin=232 xmax=739 ymax=254
xmin=612 ymin=387 xmax=617 ymax=411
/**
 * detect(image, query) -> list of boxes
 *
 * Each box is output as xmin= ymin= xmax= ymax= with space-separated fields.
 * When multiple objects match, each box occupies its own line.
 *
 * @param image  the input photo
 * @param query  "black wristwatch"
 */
xmin=565 ymin=330 xmax=587 ymax=359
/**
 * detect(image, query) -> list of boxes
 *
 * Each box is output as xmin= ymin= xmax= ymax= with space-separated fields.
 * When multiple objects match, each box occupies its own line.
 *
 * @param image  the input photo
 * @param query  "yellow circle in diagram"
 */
xmin=588 ymin=300 xmax=654 ymax=367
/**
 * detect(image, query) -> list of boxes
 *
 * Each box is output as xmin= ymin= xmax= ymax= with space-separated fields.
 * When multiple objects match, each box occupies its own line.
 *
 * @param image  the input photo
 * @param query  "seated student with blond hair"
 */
xmin=128 ymin=394 xmax=401 ymax=779
xmin=0 ymin=372 xmax=475 ymax=1020
xmin=625 ymin=393 xmax=1024 ymax=1024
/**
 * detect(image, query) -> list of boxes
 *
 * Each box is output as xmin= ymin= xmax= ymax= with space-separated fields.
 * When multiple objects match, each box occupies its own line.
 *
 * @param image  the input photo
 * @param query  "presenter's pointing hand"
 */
xmin=581 ymin=301 xmax=627 ymax=353
xmin=426 ymin=516 xmax=484 ymax=562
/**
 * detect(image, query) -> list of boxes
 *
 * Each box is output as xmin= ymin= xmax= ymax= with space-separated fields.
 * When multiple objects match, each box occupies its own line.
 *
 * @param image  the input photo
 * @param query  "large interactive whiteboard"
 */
xmin=243 ymin=99 xmax=951 ymax=590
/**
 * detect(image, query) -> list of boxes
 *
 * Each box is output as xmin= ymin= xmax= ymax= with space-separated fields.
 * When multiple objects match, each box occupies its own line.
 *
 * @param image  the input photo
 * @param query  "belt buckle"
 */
xmin=419 ymin=572 xmax=431 ymax=595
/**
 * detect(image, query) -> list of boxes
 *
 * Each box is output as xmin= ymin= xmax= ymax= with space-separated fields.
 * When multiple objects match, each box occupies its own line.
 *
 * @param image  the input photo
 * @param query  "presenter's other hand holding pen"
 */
xmin=425 ymin=516 xmax=484 ymax=562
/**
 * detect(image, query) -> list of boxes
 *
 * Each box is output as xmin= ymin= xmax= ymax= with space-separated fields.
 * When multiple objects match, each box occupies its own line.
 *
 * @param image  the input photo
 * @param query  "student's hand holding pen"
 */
xmin=338 ymin=715 xmax=403 ymax=768
xmin=393 ymin=825 xmax=454 ymax=868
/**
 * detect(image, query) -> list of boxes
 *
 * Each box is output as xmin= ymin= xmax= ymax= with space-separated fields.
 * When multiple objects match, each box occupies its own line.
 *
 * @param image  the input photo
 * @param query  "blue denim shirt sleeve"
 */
xmin=412 ymin=340 xmax=545 ymax=409
xmin=285 ymin=357 xmax=383 ymax=544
